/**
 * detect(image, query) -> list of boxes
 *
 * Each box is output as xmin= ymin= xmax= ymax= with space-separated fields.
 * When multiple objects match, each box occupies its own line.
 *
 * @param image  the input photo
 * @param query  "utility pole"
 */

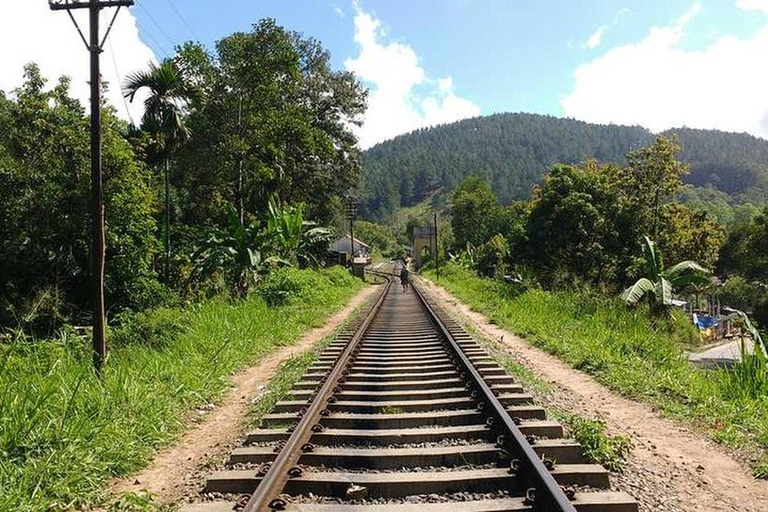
xmin=434 ymin=213 xmax=439 ymax=281
xmin=49 ymin=0 xmax=134 ymax=372
xmin=346 ymin=198 xmax=358 ymax=267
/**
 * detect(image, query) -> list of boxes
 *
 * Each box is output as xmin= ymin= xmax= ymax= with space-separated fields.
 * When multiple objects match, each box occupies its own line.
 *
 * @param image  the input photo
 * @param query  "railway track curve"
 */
xmin=185 ymin=269 xmax=638 ymax=511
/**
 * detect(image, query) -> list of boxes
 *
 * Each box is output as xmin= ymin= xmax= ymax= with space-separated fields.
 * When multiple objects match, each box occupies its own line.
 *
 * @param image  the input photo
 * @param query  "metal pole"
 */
xmin=90 ymin=0 xmax=107 ymax=372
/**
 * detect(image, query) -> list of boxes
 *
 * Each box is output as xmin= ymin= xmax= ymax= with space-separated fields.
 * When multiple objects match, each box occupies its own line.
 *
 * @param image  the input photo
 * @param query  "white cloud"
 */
xmin=0 ymin=3 xmax=156 ymax=123
xmin=344 ymin=3 xmax=481 ymax=148
xmin=584 ymin=26 xmax=607 ymax=50
xmin=582 ymin=8 xmax=631 ymax=51
xmin=737 ymin=0 xmax=768 ymax=15
xmin=562 ymin=2 xmax=768 ymax=138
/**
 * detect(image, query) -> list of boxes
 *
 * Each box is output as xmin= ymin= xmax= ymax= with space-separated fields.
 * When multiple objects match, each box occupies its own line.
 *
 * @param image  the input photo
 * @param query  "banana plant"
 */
xmin=265 ymin=195 xmax=332 ymax=266
xmin=621 ymin=236 xmax=710 ymax=315
xmin=190 ymin=208 xmax=289 ymax=297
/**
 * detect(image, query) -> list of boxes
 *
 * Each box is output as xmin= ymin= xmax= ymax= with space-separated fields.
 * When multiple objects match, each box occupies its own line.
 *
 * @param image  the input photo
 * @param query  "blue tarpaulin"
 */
xmin=695 ymin=314 xmax=719 ymax=330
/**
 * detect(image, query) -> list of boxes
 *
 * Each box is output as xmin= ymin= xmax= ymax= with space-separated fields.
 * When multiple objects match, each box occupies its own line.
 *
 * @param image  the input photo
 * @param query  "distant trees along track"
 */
xmin=186 ymin=271 xmax=638 ymax=511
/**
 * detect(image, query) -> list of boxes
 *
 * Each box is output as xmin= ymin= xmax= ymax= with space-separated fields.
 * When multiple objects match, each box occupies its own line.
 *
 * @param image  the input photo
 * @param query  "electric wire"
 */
xmin=136 ymin=2 xmax=177 ymax=49
xmin=135 ymin=18 xmax=172 ymax=58
xmin=101 ymin=10 xmax=135 ymax=125
xmin=163 ymin=0 xmax=201 ymax=41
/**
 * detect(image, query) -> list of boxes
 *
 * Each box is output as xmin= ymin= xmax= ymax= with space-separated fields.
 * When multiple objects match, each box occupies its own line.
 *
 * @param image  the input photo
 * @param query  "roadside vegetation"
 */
xmin=0 ymin=267 xmax=362 ymax=511
xmin=425 ymin=263 xmax=768 ymax=476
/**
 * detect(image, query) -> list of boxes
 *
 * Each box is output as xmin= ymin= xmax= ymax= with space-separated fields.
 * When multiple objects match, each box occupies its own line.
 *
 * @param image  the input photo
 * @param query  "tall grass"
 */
xmin=0 ymin=267 xmax=363 ymax=511
xmin=426 ymin=264 xmax=768 ymax=476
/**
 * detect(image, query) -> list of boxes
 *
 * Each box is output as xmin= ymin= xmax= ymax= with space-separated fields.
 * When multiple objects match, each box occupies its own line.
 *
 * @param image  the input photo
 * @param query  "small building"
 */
xmin=329 ymin=235 xmax=370 ymax=265
xmin=411 ymin=226 xmax=436 ymax=267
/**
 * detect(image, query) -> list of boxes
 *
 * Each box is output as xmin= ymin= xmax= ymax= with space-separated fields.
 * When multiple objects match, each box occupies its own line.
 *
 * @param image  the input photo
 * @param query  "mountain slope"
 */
xmin=360 ymin=113 xmax=768 ymax=219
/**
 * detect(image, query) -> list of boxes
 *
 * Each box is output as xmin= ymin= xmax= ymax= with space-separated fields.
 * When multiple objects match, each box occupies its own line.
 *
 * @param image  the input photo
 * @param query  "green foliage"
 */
xmin=353 ymin=220 xmax=399 ymax=256
xmin=448 ymin=139 xmax=724 ymax=291
xmin=257 ymin=266 xmax=356 ymax=307
xmin=123 ymin=58 xmax=196 ymax=157
xmin=563 ymin=415 xmax=633 ymax=472
xmin=0 ymin=268 xmax=362 ymax=511
xmin=190 ymin=199 xmax=333 ymax=297
xmin=527 ymin=160 xmax=622 ymax=286
xmin=476 ymin=234 xmax=509 ymax=278
xmin=175 ymin=19 xmax=367 ymax=226
xmin=427 ymin=263 xmax=768 ymax=477
xmin=621 ymin=236 xmax=710 ymax=315
xmin=110 ymin=307 xmax=184 ymax=348
xmin=451 ymin=176 xmax=500 ymax=248
xmin=109 ymin=490 xmax=165 ymax=512
xmin=0 ymin=64 xmax=159 ymax=332
xmin=361 ymin=112 xmax=768 ymax=218
xmin=719 ymin=206 xmax=768 ymax=281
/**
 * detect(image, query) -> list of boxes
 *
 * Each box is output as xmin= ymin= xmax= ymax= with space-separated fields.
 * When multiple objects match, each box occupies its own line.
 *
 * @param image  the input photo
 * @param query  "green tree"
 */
xmin=526 ymin=161 xmax=622 ymax=286
xmin=124 ymin=58 xmax=196 ymax=280
xmin=0 ymin=64 xmax=158 ymax=331
xmin=719 ymin=206 xmax=768 ymax=281
xmin=451 ymin=176 xmax=500 ymax=249
xmin=175 ymin=20 xmax=366 ymax=227
xmin=621 ymin=136 xmax=689 ymax=239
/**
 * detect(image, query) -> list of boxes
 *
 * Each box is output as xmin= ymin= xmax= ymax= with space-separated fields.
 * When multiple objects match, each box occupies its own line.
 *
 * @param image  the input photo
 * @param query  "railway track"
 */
xmin=185 ymin=271 xmax=638 ymax=511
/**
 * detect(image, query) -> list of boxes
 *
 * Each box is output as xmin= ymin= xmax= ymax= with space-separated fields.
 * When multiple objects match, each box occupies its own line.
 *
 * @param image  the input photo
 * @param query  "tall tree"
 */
xmin=622 ymin=136 xmax=690 ymax=239
xmin=451 ymin=176 xmax=500 ymax=248
xmin=124 ymin=58 xmax=195 ymax=280
xmin=526 ymin=161 xmax=622 ymax=285
xmin=0 ymin=64 xmax=157 ymax=331
xmin=175 ymin=20 xmax=367 ymax=228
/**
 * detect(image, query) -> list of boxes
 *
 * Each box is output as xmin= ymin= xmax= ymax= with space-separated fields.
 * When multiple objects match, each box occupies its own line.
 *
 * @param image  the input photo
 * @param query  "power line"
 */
xmin=136 ymin=2 xmax=176 ymax=48
xmin=135 ymin=18 xmax=172 ymax=57
xmin=164 ymin=0 xmax=201 ymax=41
xmin=101 ymin=10 xmax=135 ymax=125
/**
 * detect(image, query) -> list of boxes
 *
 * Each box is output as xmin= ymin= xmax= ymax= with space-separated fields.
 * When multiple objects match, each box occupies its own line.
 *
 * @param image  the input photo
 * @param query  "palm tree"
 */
xmin=621 ymin=236 xmax=710 ymax=316
xmin=123 ymin=59 xmax=194 ymax=280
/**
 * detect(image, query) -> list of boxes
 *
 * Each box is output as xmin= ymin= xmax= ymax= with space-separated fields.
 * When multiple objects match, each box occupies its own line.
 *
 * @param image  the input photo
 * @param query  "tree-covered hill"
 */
xmin=360 ymin=113 xmax=768 ymax=219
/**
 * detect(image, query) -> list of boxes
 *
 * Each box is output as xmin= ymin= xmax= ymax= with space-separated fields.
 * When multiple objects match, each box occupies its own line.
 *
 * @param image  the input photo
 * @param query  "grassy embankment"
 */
xmin=0 ymin=267 xmax=364 ymax=511
xmin=424 ymin=264 xmax=768 ymax=476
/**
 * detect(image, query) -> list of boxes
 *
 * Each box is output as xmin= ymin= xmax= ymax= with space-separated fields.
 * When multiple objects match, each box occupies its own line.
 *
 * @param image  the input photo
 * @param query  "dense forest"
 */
xmin=360 ymin=113 xmax=768 ymax=220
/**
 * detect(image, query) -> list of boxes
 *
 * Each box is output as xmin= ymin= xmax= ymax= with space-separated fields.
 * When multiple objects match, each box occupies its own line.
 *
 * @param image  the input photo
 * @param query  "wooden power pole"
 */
xmin=49 ymin=0 xmax=134 ymax=371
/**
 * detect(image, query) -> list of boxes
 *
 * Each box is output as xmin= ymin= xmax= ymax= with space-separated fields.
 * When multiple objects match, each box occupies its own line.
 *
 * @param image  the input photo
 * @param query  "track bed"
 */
xmin=185 ymin=274 xmax=637 ymax=511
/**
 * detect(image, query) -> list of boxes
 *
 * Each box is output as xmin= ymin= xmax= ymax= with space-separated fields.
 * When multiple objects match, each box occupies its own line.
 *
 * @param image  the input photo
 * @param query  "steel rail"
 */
xmin=243 ymin=274 xmax=392 ymax=511
xmin=411 ymin=281 xmax=577 ymax=511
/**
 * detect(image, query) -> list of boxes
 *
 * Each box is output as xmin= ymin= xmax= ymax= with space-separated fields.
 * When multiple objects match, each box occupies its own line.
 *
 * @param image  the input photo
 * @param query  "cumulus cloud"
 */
xmin=0 ymin=3 xmax=156 ymax=123
xmin=736 ymin=0 xmax=768 ymax=15
xmin=344 ymin=3 xmax=481 ymax=148
xmin=562 ymin=2 xmax=768 ymax=138
xmin=584 ymin=26 xmax=608 ymax=50
xmin=582 ymin=8 xmax=631 ymax=51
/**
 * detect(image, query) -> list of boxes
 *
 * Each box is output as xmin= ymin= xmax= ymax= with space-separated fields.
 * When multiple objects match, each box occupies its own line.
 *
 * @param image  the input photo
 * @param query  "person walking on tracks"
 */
xmin=400 ymin=263 xmax=410 ymax=292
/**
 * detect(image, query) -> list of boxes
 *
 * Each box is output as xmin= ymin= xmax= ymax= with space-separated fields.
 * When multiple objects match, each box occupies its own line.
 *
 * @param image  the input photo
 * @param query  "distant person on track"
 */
xmin=400 ymin=263 xmax=410 ymax=292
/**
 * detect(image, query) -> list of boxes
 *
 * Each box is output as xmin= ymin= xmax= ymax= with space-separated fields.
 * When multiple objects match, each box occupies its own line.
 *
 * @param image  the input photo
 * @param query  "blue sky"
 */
xmin=4 ymin=1 xmax=768 ymax=147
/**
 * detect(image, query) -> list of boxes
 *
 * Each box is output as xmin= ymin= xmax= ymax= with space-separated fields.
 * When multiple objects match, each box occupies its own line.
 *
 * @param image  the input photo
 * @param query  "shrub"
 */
xmin=565 ymin=414 xmax=633 ymax=472
xmin=257 ymin=267 xmax=355 ymax=307
xmin=110 ymin=307 xmax=185 ymax=348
